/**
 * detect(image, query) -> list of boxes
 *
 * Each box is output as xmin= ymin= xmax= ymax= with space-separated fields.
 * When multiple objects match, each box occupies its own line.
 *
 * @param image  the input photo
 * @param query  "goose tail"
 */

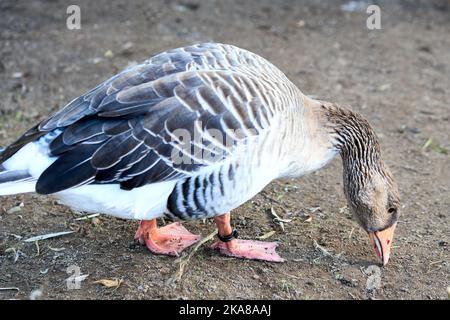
xmin=0 ymin=147 xmax=36 ymax=196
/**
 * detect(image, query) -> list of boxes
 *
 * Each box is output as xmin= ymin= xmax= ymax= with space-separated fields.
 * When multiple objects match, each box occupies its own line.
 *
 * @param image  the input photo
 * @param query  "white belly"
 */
xmin=54 ymin=181 xmax=176 ymax=220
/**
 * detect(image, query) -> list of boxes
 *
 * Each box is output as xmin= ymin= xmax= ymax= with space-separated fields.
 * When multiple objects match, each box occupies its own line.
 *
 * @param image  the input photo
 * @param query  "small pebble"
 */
xmin=29 ymin=289 xmax=43 ymax=300
xmin=12 ymin=72 xmax=23 ymax=78
xmin=438 ymin=241 xmax=448 ymax=247
xmin=104 ymin=50 xmax=114 ymax=58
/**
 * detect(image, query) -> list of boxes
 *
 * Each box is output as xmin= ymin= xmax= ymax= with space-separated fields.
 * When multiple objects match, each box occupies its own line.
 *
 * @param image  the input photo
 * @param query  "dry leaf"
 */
xmin=94 ymin=279 xmax=123 ymax=288
xmin=258 ymin=231 xmax=276 ymax=240
xmin=7 ymin=202 xmax=24 ymax=214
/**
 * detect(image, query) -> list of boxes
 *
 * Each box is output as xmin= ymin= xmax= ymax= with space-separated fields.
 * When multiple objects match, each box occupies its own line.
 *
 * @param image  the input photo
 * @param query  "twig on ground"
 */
xmin=313 ymin=240 xmax=345 ymax=261
xmin=260 ymin=192 xmax=284 ymax=205
xmin=172 ymin=229 xmax=218 ymax=282
xmin=313 ymin=240 xmax=333 ymax=257
xmin=74 ymin=213 xmax=100 ymax=221
xmin=0 ymin=287 xmax=19 ymax=291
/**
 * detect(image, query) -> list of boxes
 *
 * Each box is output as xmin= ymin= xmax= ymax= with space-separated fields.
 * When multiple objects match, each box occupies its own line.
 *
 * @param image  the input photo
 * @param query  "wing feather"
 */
xmin=9 ymin=44 xmax=279 ymax=194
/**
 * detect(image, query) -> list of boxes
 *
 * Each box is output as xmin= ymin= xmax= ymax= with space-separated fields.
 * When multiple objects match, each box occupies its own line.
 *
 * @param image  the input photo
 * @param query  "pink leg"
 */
xmin=135 ymin=220 xmax=201 ymax=256
xmin=210 ymin=213 xmax=284 ymax=262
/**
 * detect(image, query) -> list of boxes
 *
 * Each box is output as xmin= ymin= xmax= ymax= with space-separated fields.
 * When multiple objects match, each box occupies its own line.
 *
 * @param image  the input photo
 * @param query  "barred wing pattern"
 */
xmin=28 ymin=43 xmax=280 ymax=194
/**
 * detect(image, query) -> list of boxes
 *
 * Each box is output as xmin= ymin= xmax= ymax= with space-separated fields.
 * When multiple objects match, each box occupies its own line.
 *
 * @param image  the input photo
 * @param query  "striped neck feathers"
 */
xmin=322 ymin=104 xmax=381 ymax=173
xmin=320 ymin=103 xmax=400 ymax=232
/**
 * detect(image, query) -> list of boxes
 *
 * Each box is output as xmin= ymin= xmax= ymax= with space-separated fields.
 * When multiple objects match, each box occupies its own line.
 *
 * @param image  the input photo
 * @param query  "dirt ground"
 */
xmin=0 ymin=0 xmax=449 ymax=300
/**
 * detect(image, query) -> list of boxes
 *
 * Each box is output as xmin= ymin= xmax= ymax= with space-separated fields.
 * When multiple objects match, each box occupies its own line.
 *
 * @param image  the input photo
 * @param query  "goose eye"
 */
xmin=388 ymin=207 xmax=397 ymax=214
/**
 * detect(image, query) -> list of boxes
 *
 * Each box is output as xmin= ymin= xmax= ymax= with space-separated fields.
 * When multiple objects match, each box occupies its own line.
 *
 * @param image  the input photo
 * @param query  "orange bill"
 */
xmin=368 ymin=223 xmax=396 ymax=266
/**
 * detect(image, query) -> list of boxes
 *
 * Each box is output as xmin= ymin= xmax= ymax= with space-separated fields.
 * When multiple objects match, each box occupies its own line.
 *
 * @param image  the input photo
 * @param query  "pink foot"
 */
xmin=211 ymin=239 xmax=285 ymax=262
xmin=135 ymin=221 xmax=201 ymax=256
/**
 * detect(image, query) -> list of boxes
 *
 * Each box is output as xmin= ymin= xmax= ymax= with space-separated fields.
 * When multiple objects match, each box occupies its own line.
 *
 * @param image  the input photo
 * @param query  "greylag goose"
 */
xmin=0 ymin=43 xmax=400 ymax=264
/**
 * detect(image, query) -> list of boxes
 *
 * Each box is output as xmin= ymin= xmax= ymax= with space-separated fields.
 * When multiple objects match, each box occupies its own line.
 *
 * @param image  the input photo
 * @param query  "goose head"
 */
xmin=344 ymin=161 xmax=400 ymax=266
xmin=321 ymin=103 xmax=400 ymax=266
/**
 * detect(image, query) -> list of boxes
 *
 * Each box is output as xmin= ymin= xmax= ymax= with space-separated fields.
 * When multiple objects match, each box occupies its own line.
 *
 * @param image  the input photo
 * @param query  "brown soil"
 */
xmin=0 ymin=0 xmax=449 ymax=300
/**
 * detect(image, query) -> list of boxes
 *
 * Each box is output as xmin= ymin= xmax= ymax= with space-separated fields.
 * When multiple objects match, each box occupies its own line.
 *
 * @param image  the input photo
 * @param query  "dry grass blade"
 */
xmin=422 ymin=138 xmax=433 ymax=151
xmin=34 ymin=240 xmax=40 ymax=256
xmin=23 ymin=231 xmax=74 ymax=242
xmin=173 ymin=229 xmax=218 ymax=282
xmin=422 ymin=138 xmax=448 ymax=154
xmin=48 ymin=245 xmax=65 ymax=252
xmin=69 ymin=274 xmax=89 ymax=283
xmin=270 ymin=207 xmax=292 ymax=231
xmin=348 ymin=227 xmax=355 ymax=240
